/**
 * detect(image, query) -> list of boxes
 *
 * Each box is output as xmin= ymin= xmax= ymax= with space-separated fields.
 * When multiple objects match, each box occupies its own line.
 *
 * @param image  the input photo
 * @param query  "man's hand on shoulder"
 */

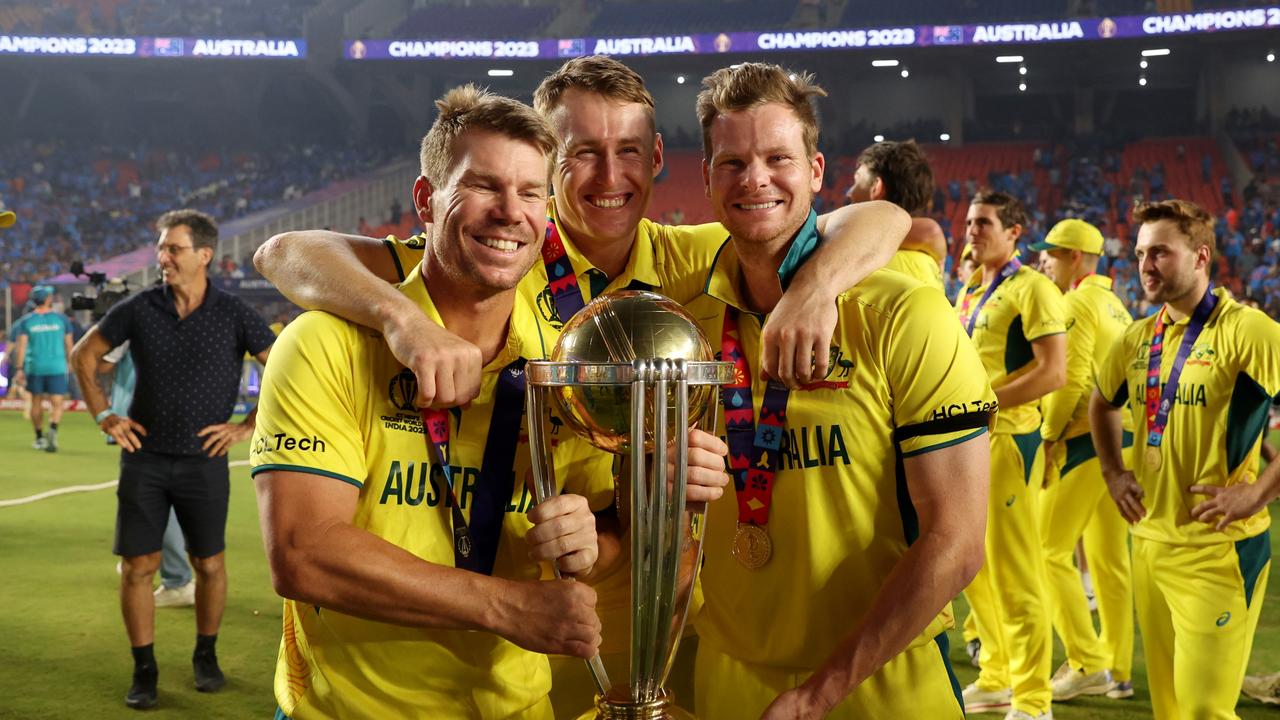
xmin=383 ymin=310 xmax=483 ymax=409
xmin=761 ymin=282 xmax=838 ymax=388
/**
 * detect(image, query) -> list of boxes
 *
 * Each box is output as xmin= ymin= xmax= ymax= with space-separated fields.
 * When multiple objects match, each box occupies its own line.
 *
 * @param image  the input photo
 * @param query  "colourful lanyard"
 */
xmin=541 ymin=217 xmax=587 ymax=323
xmin=960 ymin=258 xmax=1022 ymax=336
xmin=1145 ymin=288 xmax=1217 ymax=451
xmin=721 ymin=309 xmax=791 ymax=527
xmin=420 ymin=358 xmax=528 ymax=575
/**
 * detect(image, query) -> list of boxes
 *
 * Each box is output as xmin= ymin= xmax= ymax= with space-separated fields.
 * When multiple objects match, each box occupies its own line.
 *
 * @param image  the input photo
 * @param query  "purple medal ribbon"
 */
xmin=1145 ymin=288 xmax=1217 ymax=451
xmin=962 ymin=258 xmax=1022 ymax=336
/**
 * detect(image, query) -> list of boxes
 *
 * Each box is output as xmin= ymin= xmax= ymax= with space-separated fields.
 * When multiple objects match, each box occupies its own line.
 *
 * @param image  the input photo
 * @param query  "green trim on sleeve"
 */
xmin=383 ymin=238 xmax=407 ymax=282
xmin=250 ymin=463 xmax=364 ymax=489
xmin=901 ymin=427 xmax=988 ymax=459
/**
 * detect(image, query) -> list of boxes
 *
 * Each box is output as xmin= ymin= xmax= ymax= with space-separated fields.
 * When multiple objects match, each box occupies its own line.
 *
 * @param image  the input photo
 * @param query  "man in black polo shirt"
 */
xmin=71 ymin=209 xmax=274 ymax=710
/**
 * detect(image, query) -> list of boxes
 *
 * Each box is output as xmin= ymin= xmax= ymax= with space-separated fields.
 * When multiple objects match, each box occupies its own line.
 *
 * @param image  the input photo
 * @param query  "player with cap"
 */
xmin=1033 ymin=218 xmax=1135 ymax=701
xmin=11 ymin=284 xmax=74 ymax=452
xmin=957 ymin=190 xmax=1067 ymax=719
xmin=845 ymin=139 xmax=948 ymax=291
xmin=1091 ymin=199 xmax=1280 ymax=719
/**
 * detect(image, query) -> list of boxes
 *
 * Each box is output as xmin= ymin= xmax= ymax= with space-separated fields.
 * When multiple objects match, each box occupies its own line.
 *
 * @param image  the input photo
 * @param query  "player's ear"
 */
xmin=413 ymin=176 xmax=435 ymax=224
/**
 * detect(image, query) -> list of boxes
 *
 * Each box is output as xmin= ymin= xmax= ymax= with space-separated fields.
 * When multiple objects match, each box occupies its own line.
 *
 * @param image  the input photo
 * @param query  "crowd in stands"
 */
xmin=0 ymin=0 xmax=316 ymax=37
xmin=0 ymin=138 xmax=395 ymax=307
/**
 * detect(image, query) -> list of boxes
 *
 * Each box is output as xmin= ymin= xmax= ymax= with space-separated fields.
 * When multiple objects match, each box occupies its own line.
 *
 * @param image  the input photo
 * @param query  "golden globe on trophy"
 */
xmin=526 ymin=290 xmax=733 ymax=720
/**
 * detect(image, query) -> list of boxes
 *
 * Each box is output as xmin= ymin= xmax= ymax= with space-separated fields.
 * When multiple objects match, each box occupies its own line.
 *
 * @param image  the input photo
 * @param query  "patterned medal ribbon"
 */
xmin=721 ymin=308 xmax=791 ymax=568
xmin=960 ymin=257 xmax=1022 ymax=336
xmin=541 ymin=216 xmax=587 ymax=323
xmin=420 ymin=358 xmax=528 ymax=575
xmin=1144 ymin=287 xmax=1217 ymax=471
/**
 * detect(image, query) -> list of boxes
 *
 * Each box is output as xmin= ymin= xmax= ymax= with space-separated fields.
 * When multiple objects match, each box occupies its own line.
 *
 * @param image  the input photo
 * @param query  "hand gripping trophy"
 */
xmin=526 ymin=291 xmax=733 ymax=719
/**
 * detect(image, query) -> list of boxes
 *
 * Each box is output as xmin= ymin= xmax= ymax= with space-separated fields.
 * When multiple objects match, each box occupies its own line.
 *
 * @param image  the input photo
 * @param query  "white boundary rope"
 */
xmin=0 ymin=459 xmax=251 ymax=508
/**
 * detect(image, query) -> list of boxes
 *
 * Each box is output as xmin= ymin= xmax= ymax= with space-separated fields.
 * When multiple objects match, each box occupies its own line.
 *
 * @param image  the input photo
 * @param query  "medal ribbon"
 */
xmin=721 ymin=309 xmax=791 ymax=527
xmin=960 ymin=257 xmax=1022 ymax=336
xmin=541 ymin=217 xmax=587 ymax=323
xmin=1144 ymin=288 xmax=1217 ymax=453
xmin=420 ymin=358 xmax=528 ymax=575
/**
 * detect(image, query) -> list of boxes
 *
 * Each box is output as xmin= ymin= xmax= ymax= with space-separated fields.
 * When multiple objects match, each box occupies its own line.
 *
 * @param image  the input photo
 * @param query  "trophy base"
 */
xmin=573 ymin=687 xmax=696 ymax=720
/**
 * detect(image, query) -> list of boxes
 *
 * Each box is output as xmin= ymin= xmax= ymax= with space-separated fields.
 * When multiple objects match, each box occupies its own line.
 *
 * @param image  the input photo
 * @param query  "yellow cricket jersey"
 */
xmin=686 ymin=220 xmax=997 ymax=669
xmin=249 ymin=263 xmax=614 ymax=719
xmin=382 ymin=203 xmax=727 ymax=661
xmin=1096 ymin=287 xmax=1280 ymax=546
xmin=957 ymin=261 xmax=1067 ymax=434
xmin=886 ymin=249 xmax=944 ymax=291
xmin=1041 ymin=275 xmax=1134 ymax=474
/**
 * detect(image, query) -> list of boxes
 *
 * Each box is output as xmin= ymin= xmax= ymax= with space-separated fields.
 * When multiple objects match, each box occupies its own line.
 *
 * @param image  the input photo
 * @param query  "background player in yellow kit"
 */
xmin=1033 ymin=219 xmax=1135 ymax=701
xmin=845 ymin=139 xmax=948 ymax=291
xmin=1092 ymin=199 xmax=1280 ymax=720
xmin=957 ymin=190 xmax=1067 ymax=719
xmin=688 ymin=61 xmax=994 ymax=720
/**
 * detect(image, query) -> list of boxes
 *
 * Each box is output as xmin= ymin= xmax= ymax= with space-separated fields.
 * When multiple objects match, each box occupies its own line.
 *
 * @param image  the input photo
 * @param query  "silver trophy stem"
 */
xmin=524 ymin=382 xmax=612 ymax=697
xmin=628 ymin=359 xmax=649 ymax=701
xmin=656 ymin=361 xmax=691 ymax=683
xmin=644 ymin=360 xmax=671 ymax=702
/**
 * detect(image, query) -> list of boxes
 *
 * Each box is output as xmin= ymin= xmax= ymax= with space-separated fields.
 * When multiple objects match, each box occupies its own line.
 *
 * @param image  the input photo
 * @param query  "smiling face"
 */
xmin=1135 ymin=218 xmax=1210 ymax=306
xmin=155 ymin=225 xmax=212 ymax=288
xmin=703 ymin=102 xmax=823 ymax=253
xmin=415 ymin=129 xmax=549 ymax=295
xmin=548 ymin=88 xmax=662 ymax=255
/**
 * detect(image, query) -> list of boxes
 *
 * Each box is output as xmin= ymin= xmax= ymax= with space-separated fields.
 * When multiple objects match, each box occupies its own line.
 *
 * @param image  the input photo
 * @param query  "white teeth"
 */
xmin=480 ymin=237 xmax=519 ymax=252
xmin=590 ymin=196 xmax=626 ymax=209
xmin=738 ymin=202 xmax=779 ymax=210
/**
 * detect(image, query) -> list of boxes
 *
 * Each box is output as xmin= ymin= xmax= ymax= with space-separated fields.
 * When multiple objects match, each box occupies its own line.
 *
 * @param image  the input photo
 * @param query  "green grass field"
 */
xmin=1 ymin=411 xmax=1278 ymax=718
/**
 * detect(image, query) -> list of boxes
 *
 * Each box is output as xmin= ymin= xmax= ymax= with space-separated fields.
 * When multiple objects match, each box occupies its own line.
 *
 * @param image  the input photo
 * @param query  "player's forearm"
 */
xmin=799 ymin=523 xmax=983 ymax=711
xmin=994 ymin=363 xmax=1065 ymax=409
xmin=262 ymin=515 xmax=507 ymax=632
xmin=1040 ymin=384 xmax=1085 ymax=442
xmin=1089 ymin=390 xmax=1127 ymax=475
xmin=805 ymin=200 xmax=910 ymax=295
xmin=256 ymin=230 xmax=413 ymax=334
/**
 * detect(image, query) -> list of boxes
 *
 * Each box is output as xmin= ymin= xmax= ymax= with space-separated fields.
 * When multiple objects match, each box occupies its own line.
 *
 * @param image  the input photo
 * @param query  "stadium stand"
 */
xmin=0 ymin=0 xmax=318 ymax=37
xmin=586 ymin=0 xmax=795 ymax=36
xmin=393 ymin=2 xmax=558 ymax=39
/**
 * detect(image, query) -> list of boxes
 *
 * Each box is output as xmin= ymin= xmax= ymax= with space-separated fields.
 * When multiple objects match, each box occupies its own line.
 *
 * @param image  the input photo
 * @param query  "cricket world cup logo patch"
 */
xmin=389 ymin=369 xmax=418 ymax=412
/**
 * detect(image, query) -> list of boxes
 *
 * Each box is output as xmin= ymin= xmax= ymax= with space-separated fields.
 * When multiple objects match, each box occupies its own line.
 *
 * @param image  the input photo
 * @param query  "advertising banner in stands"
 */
xmin=0 ymin=36 xmax=306 ymax=58
xmin=343 ymin=6 xmax=1280 ymax=60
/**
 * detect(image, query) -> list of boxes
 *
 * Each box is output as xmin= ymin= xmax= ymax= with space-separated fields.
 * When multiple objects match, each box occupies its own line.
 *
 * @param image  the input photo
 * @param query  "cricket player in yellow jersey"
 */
xmin=687 ymin=61 xmax=994 ymax=720
xmin=1091 ymin=199 xmax=1280 ymax=720
xmin=845 ymin=139 xmax=948 ymax=291
xmin=254 ymin=56 xmax=916 ymax=714
xmin=957 ymin=190 xmax=1067 ymax=719
xmin=1033 ymin=219 xmax=1135 ymax=701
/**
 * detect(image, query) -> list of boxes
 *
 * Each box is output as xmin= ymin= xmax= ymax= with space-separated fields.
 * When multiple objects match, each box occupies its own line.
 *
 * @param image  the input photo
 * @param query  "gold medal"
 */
xmin=1145 ymin=445 xmax=1163 ymax=472
xmin=731 ymin=523 xmax=772 ymax=570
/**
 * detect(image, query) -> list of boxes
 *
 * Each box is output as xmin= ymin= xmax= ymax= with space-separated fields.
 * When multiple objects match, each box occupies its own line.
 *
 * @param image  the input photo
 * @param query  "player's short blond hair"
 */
xmin=696 ymin=62 xmax=826 ymax=160
xmin=1133 ymin=199 xmax=1217 ymax=257
xmin=419 ymin=84 xmax=557 ymax=186
xmin=533 ymin=55 xmax=655 ymax=130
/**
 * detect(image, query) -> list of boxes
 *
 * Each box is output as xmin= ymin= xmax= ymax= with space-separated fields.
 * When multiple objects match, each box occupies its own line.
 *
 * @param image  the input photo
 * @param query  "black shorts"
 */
xmin=114 ymin=450 xmax=229 ymax=559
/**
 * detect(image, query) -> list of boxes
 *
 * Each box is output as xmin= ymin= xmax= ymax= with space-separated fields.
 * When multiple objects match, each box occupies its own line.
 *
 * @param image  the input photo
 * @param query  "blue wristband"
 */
xmin=95 ymin=409 xmax=114 ymax=423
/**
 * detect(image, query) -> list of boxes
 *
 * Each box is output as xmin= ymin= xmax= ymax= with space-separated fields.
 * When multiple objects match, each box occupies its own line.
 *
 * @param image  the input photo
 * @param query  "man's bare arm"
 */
xmin=764 ymin=434 xmax=988 ymax=717
xmin=1090 ymin=388 xmax=1146 ymax=523
xmin=254 ymin=230 xmax=482 ymax=408
xmin=765 ymin=200 xmax=911 ymax=386
xmin=72 ymin=327 xmax=148 ymax=451
xmin=994 ymin=334 xmax=1067 ymax=410
xmin=255 ymin=469 xmax=602 ymax=658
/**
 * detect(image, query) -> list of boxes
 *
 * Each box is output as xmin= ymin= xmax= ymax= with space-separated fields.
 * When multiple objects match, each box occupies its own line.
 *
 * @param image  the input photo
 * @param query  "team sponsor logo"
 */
xmin=927 ymin=400 xmax=999 ymax=422
xmin=253 ymin=433 xmax=327 ymax=455
xmin=1005 ymin=495 xmax=1017 ymax=507
xmin=1216 ymin=611 xmax=1232 ymax=627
